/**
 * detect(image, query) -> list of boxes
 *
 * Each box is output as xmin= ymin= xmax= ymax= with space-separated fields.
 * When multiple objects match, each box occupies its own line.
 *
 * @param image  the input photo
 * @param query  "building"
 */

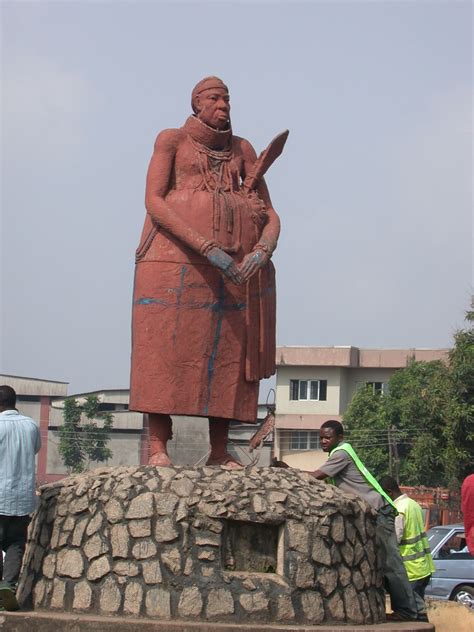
xmin=0 ymin=373 xmax=271 ymax=483
xmin=0 ymin=374 xmax=68 ymax=484
xmin=273 ymin=346 xmax=449 ymax=471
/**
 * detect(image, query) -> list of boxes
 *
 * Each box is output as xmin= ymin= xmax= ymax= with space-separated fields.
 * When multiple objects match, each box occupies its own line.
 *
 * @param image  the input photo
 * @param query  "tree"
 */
xmin=443 ymin=306 xmax=474 ymax=486
xmin=343 ymin=306 xmax=474 ymax=488
xmin=58 ymin=395 xmax=113 ymax=474
xmin=344 ymin=360 xmax=450 ymax=485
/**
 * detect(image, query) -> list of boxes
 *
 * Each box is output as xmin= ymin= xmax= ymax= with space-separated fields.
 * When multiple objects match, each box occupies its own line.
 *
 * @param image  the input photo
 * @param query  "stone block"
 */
xmin=73 ymin=581 xmax=92 ymax=610
xmin=104 ymin=498 xmax=124 ymax=523
xmin=275 ymin=594 xmax=295 ymax=621
xmin=113 ymin=561 xmax=139 ymax=577
xmin=126 ymin=492 xmax=154 ymax=519
xmin=239 ymin=591 xmax=269 ymax=614
xmin=344 ymin=584 xmax=364 ymax=624
xmin=155 ymin=517 xmax=179 ymax=542
xmin=154 ymin=493 xmax=178 ymax=515
xmin=316 ymin=566 xmax=338 ymax=596
xmin=87 ymin=555 xmax=111 ymax=581
xmin=326 ymin=592 xmax=345 ymax=621
xmin=50 ymin=578 xmax=66 ymax=609
xmin=111 ymin=524 xmax=129 ymax=558
xmin=206 ymin=588 xmax=234 ymax=617
xmin=84 ymin=533 xmax=109 ymax=561
xmin=145 ymin=588 xmax=171 ymax=618
xmin=142 ymin=560 xmax=163 ymax=584
xmin=100 ymin=577 xmax=122 ymax=613
xmin=71 ymin=517 xmax=88 ymax=547
xmin=123 ymin=581 xmax=143 ymax=616
xmin=287 ymin=522 xmax=309 ymax=553
xmin=177 ymin=586 xmax=203 ymax=617
xmin=311 ymin=536 xmax=331 ymax=566
xmin=300 ymin=591 xmax=324 ymax=623
xmin=42 ymin=553 xmax=56 ymax=579
xmin=56 ymin=549 xmax=84 ymax=578
xmin=129 ymin=519 xmax=151 ymax=538
xmin=170 ymin=477 xmax=194 ymax=497
xmin=86 ymin=512 xmax=104 ymax=537
xmin=161 ymin=546 xmax=182 ymax=573
xmin=132 ymin=539 xmax=157 ymax=560
xmin=331 ymin=514 xmax=345 ymax=543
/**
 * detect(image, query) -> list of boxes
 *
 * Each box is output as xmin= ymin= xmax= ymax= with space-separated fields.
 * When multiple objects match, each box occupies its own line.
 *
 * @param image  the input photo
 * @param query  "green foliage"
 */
xmin=58 ymin=395 xmax=113 ymax=474
xmin=444 ymin=307 xmax=474 ymax=486
xmin=343 ymin=307 xmax=474 ymax=488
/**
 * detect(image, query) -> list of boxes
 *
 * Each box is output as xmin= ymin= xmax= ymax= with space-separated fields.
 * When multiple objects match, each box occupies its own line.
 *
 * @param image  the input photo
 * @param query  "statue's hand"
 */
xmin=206 ymin=247 xmax=243 ymax=285
xmin=239 ymin=248 xmax=269 ymax=282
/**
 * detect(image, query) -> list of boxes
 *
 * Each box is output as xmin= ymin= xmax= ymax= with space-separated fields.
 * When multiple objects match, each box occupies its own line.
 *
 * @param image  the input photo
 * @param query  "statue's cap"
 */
xmin=191 ymin=76 xmax=229 ymax=113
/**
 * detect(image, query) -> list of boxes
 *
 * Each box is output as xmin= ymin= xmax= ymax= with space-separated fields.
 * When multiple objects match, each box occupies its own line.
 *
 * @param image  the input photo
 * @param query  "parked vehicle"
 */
xmin=425 ymin=524 xmax=474 ymax=609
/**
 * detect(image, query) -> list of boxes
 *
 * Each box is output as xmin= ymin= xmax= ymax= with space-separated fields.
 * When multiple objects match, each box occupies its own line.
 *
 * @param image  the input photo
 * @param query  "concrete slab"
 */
xmin=0 ymin=611 xmax=435 ymax=632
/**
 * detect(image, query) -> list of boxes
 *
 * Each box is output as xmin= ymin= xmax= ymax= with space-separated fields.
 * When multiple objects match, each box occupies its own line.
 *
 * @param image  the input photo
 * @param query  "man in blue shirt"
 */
xmin=0 ymin=385 xmax=41 ymax=611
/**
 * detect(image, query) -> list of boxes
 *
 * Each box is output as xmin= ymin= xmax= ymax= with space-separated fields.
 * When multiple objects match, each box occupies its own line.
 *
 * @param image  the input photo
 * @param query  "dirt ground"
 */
xmin=426 ymin=600 xmax=474 ymax=632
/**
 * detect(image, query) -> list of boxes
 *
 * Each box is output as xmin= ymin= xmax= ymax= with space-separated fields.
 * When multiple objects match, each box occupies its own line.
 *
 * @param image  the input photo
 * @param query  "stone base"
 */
xmin=0 ymin=611 xmax=435 ymax=632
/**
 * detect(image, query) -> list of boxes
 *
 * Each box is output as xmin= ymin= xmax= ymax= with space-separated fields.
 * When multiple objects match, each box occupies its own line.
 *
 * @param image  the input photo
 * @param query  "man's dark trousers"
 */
xmin=0 ymin=515 xmax=30 ymax=590
xmin=376 ymin=504 xmax=418 ymax=619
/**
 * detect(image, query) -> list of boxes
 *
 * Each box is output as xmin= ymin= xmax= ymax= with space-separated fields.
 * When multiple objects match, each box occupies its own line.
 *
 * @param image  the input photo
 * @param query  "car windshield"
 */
xmin=427 ymin=526 xmax=451 ymax=550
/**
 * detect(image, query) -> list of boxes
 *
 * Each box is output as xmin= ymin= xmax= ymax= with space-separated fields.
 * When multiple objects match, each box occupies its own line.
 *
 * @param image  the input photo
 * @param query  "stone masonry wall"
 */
xmin=17 ymin=466 xmax=386 ymax=625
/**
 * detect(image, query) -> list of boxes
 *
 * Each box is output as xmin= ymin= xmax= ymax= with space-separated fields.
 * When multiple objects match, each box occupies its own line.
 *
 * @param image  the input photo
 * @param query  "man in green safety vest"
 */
xmin=380 ymin=475 xmax=435 ymax=619
xmin=311 ymin=420 xmax=421 ymax=622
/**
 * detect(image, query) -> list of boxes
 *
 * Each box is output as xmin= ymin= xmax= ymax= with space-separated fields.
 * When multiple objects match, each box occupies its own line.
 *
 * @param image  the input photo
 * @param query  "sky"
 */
xmin=1 ymin=0 xmax=472 ymax=397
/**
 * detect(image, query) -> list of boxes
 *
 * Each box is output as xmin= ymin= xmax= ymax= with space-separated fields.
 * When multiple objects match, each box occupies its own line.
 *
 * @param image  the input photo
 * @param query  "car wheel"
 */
xmin=452 ymin=585 xmax=474 ymax=609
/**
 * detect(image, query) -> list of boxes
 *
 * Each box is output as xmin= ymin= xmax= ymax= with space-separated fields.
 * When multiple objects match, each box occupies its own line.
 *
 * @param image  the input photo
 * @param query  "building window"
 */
xmin=288 ymin=431 xmax=321 ymax=450
xmin=366 ymin=382 xmax=386 ymax=395
xmin=289 ymin=379 xmax=327 ymax=401
xmin=17 ymin=395 xmax=41 ymax=402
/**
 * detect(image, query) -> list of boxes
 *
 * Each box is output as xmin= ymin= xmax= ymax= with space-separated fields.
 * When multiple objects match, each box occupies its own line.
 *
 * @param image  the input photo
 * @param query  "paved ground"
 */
xmin=0 ymin=610 xmax=435 ymax=632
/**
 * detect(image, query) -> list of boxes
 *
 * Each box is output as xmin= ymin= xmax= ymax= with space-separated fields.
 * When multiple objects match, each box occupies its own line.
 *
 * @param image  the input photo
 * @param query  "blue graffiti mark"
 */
xmin=135 ymin=297 xmax=246 ymax=312
xmin=172 ymin=266 xmax=187 ymax=345
xmin=203 ymin=278 xmax=227 ymax=415
xmin=136 ymin=298 xmax=169 ymax=306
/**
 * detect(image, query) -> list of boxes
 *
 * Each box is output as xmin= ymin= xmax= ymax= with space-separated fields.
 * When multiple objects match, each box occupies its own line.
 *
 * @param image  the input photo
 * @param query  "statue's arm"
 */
xmin=145 ymin=129 xmax=212 ymax=255
xmin=145 ymin=129 xmax=244 ymax=284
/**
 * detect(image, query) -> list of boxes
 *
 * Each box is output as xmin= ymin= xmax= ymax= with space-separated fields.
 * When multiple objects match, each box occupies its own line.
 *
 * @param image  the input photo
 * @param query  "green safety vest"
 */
xmin=329 ymin=442 xmax=398 ymax=513
xmin=395 ymin=495 xmax=435 ymax=581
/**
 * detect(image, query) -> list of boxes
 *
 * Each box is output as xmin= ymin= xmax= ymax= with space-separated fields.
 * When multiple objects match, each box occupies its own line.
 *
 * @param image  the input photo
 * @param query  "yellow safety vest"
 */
xmin=395 ymin=495 xmax=435 ymax=581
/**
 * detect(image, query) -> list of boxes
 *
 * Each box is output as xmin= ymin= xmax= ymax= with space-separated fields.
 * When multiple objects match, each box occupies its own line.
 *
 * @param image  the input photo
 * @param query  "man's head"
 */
xmin=0 ymin=385 xmax=17 ymax=411
xmin=379 ymin=475 xmax=402 ymax=501
xmin=191 ymin=76 xmax=230 ymax=130
xmin=319 ymin=419 xmax=344 ymax=453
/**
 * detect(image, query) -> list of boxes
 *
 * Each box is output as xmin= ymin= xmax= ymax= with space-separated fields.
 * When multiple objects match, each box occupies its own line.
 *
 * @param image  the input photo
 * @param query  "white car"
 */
xmin=425 ymin=524 xmax=474 ymax=609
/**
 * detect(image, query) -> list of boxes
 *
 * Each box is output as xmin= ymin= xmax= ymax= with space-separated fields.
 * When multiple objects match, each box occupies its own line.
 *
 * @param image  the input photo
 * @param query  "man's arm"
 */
xmin=309 ymin=470 xmax=328 ymax=480
xmin=394 ymin=513 xmax=405 ymax=544
xmin=34 ymin=424 xmax=41 ymax=454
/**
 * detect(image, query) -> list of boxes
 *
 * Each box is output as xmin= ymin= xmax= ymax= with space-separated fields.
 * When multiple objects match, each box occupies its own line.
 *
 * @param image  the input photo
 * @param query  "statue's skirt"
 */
xmin=130 ymin=258 xmax=275 ymax=422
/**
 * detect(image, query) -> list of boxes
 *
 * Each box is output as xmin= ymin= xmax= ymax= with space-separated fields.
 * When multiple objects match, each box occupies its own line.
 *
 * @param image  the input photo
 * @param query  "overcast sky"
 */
xmin=1 ymin=0 xmax=472 ymax=397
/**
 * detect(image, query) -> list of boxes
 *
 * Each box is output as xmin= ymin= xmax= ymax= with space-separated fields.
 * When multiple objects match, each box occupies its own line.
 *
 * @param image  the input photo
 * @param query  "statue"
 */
xmin=130 ymin=77 xmax=287 ymax=468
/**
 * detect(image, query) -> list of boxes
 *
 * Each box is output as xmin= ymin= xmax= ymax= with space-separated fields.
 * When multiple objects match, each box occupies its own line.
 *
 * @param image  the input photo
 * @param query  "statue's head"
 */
xmin=191 ymin=76 xmax=230 ymax=130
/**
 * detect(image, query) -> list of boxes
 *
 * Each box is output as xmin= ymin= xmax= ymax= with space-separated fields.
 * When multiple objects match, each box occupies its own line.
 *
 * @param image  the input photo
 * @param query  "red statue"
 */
xmin=130 ymin=77 xmax=287 ymax=468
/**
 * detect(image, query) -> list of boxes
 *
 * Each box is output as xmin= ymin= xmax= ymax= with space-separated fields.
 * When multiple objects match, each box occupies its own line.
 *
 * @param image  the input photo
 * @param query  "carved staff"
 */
xmin=242 ymin=130 xmax=289 ymax=193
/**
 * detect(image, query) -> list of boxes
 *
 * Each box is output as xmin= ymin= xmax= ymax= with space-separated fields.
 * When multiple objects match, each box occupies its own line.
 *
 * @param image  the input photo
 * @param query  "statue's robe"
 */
xmin=130 ymin=116 xmax=276 ymax=422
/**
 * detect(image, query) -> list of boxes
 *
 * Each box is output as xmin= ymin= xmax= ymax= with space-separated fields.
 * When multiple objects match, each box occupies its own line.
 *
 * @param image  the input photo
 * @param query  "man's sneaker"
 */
xmin=0 ymin=585 xmax=20 ymax=611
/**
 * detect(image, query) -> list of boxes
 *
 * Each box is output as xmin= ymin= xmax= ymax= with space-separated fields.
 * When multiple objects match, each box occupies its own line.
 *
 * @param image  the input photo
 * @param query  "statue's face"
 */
xmin=196 ymin=87 xmax=230 ymax=130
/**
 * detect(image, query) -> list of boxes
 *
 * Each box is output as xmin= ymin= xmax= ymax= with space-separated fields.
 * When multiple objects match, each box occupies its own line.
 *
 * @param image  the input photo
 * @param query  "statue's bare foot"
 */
xmin=149 ymin=452 xmax=173 ymax=466
xmin=206 ymin=453 xmax=244 ymax=469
